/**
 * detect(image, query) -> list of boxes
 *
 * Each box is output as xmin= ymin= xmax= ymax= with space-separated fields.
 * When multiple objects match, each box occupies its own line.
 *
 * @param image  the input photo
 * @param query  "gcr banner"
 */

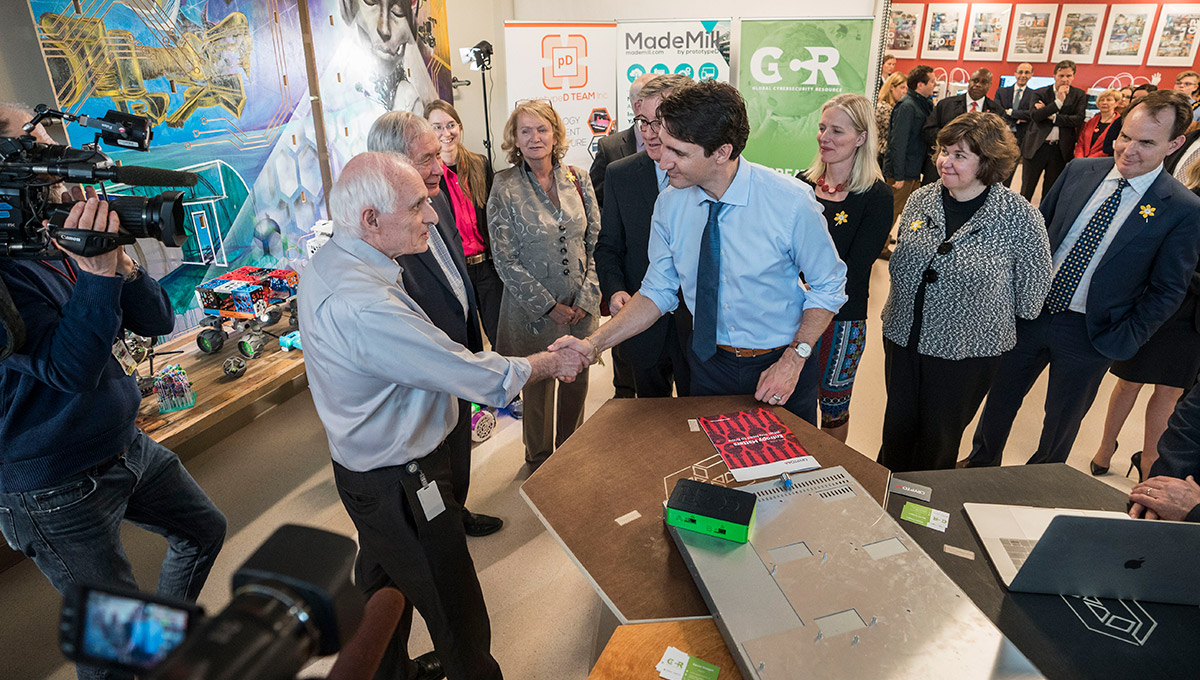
xmin=738 ymin=18 xmax=875 ymax=176
xmin=615 ymin=20 xmax=732 ymax=129
xmin=504 ymin=22 xmax=617 ymax=169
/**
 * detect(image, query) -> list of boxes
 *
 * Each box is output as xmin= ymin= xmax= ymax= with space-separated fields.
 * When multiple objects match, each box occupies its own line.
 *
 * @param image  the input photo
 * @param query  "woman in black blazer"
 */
xmin=796 ymin=93 xmax=892 ymax=443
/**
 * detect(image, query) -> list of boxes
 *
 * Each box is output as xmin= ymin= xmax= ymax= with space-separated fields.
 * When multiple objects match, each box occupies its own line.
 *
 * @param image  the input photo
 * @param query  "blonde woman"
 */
xmin=1075 ymin=89 xmax=1123 ymax=158
xmin=796 ymin=94 xmax=892 ymax=442
xmin=876 ymin=72 xmax=908 ymax=159
xmin=487 ymin=101 xmax=601 ymax=470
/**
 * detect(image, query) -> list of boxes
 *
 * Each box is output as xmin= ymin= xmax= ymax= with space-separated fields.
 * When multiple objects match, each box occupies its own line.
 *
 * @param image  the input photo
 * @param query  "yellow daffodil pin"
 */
xmin=834 ymin=211 xmax=848 ymax=226
xmin=909 ymin=219 xmax=923 ymax=231
xmin=1139 ymin=204 xmax=1155 ymax=221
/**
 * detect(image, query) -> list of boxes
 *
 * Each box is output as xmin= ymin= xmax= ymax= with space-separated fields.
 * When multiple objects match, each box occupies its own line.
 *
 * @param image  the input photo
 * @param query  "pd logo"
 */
xmin=750 ymin=46 xmax=841 ymax=86
xmin=542 ymin=34 xmax=589 ymax=89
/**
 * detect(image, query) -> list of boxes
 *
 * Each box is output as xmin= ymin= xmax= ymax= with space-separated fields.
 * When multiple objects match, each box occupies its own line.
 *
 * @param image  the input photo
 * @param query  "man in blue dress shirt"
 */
xmin=552 ymin=81 xmax=847 ymax=424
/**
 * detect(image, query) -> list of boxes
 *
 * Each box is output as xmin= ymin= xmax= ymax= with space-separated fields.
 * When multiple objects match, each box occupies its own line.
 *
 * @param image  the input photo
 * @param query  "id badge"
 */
xmin=416 ymin=481 xmax=446 ymax=522
xmin=112 ymin=338 xmax=138 ymax=376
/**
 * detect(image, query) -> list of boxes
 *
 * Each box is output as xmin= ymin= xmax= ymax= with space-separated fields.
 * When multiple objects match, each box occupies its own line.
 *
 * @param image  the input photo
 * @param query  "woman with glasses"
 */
xmin=879 ymin=112 xmax=1052 ymax=472
xmin=488 ymin=100 xmax=601 ymax=471
xmin=796 ymin=94 xmax=892 ymax=443
xmin=424 ymin=100 xmax=503 ymax=345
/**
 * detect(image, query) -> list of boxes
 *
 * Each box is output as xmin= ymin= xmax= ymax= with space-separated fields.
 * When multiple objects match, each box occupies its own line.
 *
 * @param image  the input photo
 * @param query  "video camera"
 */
xmin=59 ymin=525 xmax=368 ymax=680
xmin=0 ymin=104 xmax=197 ymax=260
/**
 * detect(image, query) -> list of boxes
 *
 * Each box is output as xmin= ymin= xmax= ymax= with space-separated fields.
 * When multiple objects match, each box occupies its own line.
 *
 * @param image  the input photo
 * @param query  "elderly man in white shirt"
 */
xmin=299 ymin=151 xmax=583 ymax=680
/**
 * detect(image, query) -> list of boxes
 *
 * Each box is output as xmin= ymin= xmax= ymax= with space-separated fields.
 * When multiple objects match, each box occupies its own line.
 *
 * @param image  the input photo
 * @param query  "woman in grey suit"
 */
xmin=487 ymin=100 xmax=601 ymax=470
xmin=879 ymin=112 xmax=1052 ymax=472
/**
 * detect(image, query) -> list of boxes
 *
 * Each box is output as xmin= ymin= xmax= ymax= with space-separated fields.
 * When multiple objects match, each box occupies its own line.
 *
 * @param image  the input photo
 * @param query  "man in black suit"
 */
xmin=1165 ymin=128 xmax=1200 ymax=179
xmin=1020 ymin=60 xmax=1087 ymax=201
xmin=367 ymin=112 xmax=504 ymax=540
xmin=995 ymin=62 xmax=1037 ymax=187
xmin=590 ymin=71 xmax=656 ymax=205
xmin=595 ymin=74 xmax=693 ymax=398
xmin=966 ymin=92 xmax=1200 ymax=468
xmin=1130 ymin=381 xmax=1200 ymax=522
xmin=589 ymin=71 xmax=655 ymax=400
xmin=922 ymin=68 xmax=1003 ymax=153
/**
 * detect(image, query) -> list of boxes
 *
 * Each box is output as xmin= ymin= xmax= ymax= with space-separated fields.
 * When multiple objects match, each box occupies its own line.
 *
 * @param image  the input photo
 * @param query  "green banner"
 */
xmin=739 ymin=18 xmax=875 ymax=175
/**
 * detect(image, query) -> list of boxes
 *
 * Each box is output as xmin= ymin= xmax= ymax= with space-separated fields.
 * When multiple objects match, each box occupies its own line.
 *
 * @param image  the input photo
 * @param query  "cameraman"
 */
xmin=0 ymin=187 xmax=226 ymax=680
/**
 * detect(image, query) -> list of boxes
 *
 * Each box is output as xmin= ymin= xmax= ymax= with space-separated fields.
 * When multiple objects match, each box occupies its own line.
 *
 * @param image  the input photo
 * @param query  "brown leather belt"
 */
xmin=717 ymin=344 xmax=787 ymax=358
xmin=465 ymin=253 xmax=488 ymax=265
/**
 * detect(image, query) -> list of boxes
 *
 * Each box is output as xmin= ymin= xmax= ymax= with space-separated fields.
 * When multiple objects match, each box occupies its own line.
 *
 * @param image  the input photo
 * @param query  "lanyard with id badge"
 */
xmin=406 ymin=461 xmax=445 ymax=521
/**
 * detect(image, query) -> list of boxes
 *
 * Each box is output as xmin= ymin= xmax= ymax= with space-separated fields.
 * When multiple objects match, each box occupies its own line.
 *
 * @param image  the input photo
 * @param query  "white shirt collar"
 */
xmin=1106 ymin=162 xmax=1162 ymax=196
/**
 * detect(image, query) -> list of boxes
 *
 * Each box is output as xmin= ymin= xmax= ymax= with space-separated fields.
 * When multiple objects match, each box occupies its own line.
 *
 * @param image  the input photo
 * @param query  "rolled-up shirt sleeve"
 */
xmin=636 ymin=205 xmax=683 ymax=316
xmin=792 ymin=190 xmax=848 ymax=314
xmin=347 ymin=298 xmax=530 ymax=408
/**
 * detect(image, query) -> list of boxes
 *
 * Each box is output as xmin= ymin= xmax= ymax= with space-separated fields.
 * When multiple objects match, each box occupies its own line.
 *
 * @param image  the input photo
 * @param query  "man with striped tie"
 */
xmin=965 ymin=91 xmax=1200 ymax=467
xmin=550 ymin=81 xmax=848 ymax=425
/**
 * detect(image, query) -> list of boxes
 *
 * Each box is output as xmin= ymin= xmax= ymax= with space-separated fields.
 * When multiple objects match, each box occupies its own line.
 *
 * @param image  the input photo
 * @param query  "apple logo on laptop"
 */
xmin=1124 ymin=557 xmax=1146 ymax=570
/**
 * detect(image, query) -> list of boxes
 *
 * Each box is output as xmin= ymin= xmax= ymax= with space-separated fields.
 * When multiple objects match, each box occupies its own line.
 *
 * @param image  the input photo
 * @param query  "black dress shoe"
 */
xmin=1090 ymin=442 xmax=1116 ymax=476
xmin=463 ymin=510 xmax=504 ymax=537
xmin=413 ymin=651 xmax=445 ymax=680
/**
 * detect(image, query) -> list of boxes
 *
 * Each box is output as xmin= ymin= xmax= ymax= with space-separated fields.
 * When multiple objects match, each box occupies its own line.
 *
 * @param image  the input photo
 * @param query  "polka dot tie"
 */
xmin=1044 ymin=178 xmax=1130 ymax=313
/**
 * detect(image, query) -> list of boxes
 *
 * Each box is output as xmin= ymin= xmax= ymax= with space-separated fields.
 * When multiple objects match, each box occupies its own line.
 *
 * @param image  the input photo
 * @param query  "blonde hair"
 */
xmin=1185 ymin=153 xmax=1200 ymax=191
xmin=1097 ymin=88 xmax=1122 ymax=104
xmin=501 ymin=101 xmax=568 ymax=165
xmin=879 ymin=72 xmax=908 ymax=105
xmin=802 ymin=93 xmax=883 ymax=194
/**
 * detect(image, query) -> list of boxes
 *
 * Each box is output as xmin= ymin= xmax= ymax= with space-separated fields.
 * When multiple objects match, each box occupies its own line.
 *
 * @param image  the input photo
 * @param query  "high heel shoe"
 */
xmin=1126 ymin=451 xmax=1143 ymax=482
xmin=1090 ymin=442 xmax=1116 ymax=476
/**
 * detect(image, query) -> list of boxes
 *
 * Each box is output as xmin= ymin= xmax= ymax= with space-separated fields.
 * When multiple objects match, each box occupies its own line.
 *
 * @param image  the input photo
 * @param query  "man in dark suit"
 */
xmin=922 ymin=68 xmax=1004 ymax=152
xmin=995 ymin=62 xmax=1037 ymax=187
xmin=1165 ymin=128 xmax=1200 ymax=179
xmin=589 ymin=71 xmax=655 ymax=399
xmin=1020 ymin=60 xmax=1087 ymax=201
xmin=1130 ymin=381 xmax=1200 ymax=522
xmin=595 ymin=74 xmax=693 ymax=398
xmin=367 ymin=112 xmax=504 ymax=541
xmin=590 ymin=71 xmax=656 ymax=205
xmin=966 ymin=92 xmax=1200 ymax=468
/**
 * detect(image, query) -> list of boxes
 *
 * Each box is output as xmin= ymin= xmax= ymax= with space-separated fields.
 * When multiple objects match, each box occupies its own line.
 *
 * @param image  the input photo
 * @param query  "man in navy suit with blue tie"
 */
xmin=966 ymin=91 xmax=1200 ymax=467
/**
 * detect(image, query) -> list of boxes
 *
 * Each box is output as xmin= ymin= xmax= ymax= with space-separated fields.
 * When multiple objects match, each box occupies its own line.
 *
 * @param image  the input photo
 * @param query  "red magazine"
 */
xmin=697 ymin=408 xmax=819 ymax=481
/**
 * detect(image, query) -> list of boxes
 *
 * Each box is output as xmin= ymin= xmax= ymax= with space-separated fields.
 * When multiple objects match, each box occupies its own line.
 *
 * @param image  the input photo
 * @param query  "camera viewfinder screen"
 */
xmin=82 ymin=591 xmax=190 ymax=669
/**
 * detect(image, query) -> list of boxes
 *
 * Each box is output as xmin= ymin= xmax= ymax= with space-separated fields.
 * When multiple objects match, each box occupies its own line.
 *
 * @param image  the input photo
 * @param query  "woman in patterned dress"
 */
xmin=487 ymin=101 xmax=601 ymax=470
xmin=797 ymin=94 xmax=893 ymax=443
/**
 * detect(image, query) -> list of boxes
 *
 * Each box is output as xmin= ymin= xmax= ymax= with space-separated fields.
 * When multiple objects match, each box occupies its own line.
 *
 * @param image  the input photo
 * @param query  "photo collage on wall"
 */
xmin=23 ymin=0 xmax=452 ymax=334
xmin=893 ymin=2 xmax=1199 ymax=69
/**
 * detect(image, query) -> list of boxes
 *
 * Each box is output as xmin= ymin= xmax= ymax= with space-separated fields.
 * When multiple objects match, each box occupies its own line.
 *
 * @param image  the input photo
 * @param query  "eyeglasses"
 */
xmin=431 ymin=121 xmax=459 ymax=132
xmin=634 ymin=117 xmax=663 ymax=133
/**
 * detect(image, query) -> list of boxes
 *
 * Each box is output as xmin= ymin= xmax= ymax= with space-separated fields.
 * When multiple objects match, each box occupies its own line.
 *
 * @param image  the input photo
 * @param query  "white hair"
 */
xmin=328 ymin=152 xmax=409 ymax=238
xmin=367 ymin=110 xmax=436 ymax=155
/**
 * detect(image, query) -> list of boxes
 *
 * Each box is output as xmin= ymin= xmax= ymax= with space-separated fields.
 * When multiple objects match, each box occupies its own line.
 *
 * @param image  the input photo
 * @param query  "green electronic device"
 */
xmin=664 ymin=478 xmax=756 ymax=543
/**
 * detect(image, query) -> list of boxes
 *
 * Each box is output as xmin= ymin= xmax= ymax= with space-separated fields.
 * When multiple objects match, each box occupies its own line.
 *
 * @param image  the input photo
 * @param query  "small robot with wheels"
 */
xmin=194 ymin=267 xmax=298 ymax=356
xmin=470 ymin=403 xmax=497 ymax=442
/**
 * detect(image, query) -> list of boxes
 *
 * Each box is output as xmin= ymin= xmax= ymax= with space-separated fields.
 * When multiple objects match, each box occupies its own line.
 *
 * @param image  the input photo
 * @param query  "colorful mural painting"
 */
xmin=26 ymin=0 xmax=451 ymax=334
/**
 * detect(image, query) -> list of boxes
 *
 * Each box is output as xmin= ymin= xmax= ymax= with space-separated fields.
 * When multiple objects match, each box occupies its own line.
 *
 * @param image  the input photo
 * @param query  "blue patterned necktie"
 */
xmin=1044 ymin=178 xmax=1130 ymax=313
xmin=692 ymin=200 xmax=724 ymax=361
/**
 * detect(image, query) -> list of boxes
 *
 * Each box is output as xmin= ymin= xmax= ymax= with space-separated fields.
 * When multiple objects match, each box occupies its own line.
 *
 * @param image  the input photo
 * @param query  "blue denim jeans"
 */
xmin=0 ymin=430 xmax=226 ymax=680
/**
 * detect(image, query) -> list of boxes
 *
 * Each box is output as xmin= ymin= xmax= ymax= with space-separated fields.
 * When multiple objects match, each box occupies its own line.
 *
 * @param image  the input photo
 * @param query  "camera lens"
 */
xmin=107 ymin=191 xmax=185 ymax=247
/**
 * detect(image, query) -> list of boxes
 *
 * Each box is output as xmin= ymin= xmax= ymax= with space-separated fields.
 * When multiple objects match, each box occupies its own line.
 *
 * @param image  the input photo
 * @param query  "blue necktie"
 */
xmin=1045 ymin=178 xmax=1130 ymax=313
xmin=692 ymin=200 xmax=724 ymax=361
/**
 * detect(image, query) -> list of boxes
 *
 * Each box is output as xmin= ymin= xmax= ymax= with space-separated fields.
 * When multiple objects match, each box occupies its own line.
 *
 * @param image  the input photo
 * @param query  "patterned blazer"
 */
xmin=881 ymin=181 xmax=1052 ymax=360
xmin=487 ymin=162 xmax=601 ymax=356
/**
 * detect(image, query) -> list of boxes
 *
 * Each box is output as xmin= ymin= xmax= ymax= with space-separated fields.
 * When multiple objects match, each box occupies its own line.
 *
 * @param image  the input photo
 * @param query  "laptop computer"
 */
xmin=964 ymin=502 xmax=1200 ymax=606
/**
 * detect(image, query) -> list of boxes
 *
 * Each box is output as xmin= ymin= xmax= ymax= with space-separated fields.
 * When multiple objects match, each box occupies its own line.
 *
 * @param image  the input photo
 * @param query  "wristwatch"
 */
xmin=121 ymin=257 xmax=142 ymax=283
xmin=791 ymin=341 xmax=812 ymax=359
